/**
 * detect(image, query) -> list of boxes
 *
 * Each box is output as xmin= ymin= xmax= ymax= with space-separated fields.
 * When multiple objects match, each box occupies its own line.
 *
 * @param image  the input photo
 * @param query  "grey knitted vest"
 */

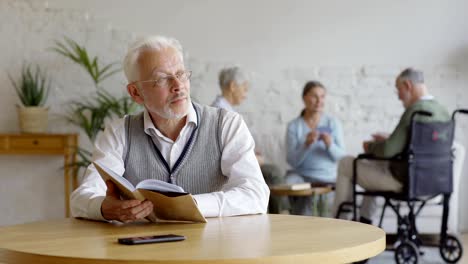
xmin=122 ymin=103 xmax=228 ymax=194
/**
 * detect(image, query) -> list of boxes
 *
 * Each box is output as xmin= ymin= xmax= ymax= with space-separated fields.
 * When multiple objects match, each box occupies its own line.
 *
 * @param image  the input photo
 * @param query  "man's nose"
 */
xmin=169 ymin=76 xmax=183 ymax=92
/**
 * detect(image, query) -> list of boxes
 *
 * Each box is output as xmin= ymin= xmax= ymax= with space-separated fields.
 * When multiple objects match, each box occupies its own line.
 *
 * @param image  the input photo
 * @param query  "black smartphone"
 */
xmin=118 ymin=234 xmax=186 ymax=245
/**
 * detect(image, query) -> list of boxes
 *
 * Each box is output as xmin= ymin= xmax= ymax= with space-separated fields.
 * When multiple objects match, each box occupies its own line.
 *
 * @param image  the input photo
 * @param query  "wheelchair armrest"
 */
xmin=356 ymin=153 xmax=401 ymax=161
xmin=356 ymin=153 xmax=376 ymax=159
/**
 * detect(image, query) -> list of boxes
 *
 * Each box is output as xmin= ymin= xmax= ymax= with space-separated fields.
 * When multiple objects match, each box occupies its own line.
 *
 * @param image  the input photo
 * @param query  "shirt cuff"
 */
xmin=193 ymin=193 xmax=220 ymax=218
xmin=88 ymin=196 xmax=107 ymax=221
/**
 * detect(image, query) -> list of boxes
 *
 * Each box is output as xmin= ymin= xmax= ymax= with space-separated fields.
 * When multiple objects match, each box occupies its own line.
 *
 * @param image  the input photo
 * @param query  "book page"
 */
xmin=136 ymin=179 xmax=185 ymax=193
xmin=272 ymin=183 xmax=311 ymax=191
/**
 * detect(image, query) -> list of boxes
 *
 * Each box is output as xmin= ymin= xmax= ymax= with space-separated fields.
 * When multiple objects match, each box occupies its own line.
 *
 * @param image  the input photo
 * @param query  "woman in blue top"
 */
xmin=286 ymin=81 xmax=345 ymax=215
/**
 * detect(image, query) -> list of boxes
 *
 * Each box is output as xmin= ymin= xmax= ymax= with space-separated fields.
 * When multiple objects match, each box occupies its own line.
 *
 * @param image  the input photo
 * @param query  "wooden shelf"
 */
xmin=0 ymin=133 xmax=79 ymax=217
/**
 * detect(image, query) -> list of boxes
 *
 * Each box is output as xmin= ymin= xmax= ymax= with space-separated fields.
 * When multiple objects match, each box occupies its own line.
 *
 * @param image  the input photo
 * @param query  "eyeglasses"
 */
xmin=134 ymin=70 xmax=192 ymax=89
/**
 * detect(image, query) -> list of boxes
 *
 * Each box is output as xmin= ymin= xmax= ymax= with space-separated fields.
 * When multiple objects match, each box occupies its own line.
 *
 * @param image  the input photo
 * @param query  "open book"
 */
xmin=93 ymin=162 xmax=206 ymax=223
xmin=270 ymin=182 xmax=311 ymax=191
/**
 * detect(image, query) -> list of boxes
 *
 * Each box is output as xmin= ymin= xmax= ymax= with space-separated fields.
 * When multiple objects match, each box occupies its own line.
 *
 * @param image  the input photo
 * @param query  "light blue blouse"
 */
xmin=286 ymin=114 xmax=345 ymax=182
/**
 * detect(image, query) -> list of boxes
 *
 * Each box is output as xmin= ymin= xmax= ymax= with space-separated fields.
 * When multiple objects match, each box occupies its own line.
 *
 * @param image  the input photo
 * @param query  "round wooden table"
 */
xmin=0 ymin=214 xmax=385 ymax=263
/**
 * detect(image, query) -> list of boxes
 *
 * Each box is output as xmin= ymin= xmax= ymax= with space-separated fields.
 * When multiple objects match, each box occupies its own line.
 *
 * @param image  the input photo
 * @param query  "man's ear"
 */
xmin=228 ymin=81 xmax=237 ymax=93
xmin=127 ymin=84 xmax=144 ymax=105
xmin=403 ymin=80 xmax=413 ymax=91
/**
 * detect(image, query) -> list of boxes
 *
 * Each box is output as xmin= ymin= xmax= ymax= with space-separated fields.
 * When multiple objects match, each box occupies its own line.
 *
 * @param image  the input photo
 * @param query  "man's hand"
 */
xmin=362 ymin=141 xmax=372 ymax=152
xmin=372 ymin=132 xmax=389 ymax=142
xmin=319 ymin=132 xmax=332 ymax=148
xmin=101 ymin=180 xmax=153 ymax=223
xmin=305 ymin=131 xmax=319 ymax=146
xmin=255 ymin=152 xmax=265 ymax=166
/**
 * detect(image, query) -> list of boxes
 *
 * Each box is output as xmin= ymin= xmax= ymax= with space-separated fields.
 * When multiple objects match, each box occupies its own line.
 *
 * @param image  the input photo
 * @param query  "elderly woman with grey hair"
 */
xmin=211 ymin=66 xmax=250 ymax=111
xmin=286 ymin=81 xmax=346 ymax=216
xmin=211 ymin=66 xmax=283 ymax=213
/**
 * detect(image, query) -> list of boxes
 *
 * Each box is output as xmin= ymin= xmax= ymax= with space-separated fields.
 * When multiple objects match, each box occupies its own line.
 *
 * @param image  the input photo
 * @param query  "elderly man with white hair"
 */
xmin=70 ymin=36 xmax=269 ymax=222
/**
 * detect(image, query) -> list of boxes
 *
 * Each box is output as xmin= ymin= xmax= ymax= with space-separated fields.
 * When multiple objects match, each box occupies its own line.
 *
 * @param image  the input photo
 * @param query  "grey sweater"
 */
xmin=122 ymin=103 xmax=228 ymax=194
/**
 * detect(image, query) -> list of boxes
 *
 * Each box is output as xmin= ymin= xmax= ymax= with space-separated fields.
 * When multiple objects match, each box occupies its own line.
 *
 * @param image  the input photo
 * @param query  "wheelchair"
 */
xmin=336 ymin=108 xmax=468 ymax=264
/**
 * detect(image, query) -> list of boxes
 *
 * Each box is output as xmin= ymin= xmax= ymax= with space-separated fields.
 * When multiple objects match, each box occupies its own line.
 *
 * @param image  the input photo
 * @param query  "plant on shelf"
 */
xmin=51 ymin=37 xmax=140 ymax=173
xmin=9 ymin=64 xmax=51 ymax=133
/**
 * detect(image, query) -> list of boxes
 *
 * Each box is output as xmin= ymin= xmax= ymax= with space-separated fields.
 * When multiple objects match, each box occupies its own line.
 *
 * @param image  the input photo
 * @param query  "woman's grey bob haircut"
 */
xmin=218 ymin=66 xmax=249 ymax=90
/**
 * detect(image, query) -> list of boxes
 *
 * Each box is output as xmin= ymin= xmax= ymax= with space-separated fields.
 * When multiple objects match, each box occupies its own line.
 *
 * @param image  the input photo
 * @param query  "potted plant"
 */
xmin=51 ymin=37 xmax=140 ymax=173
xmin=9 ymin=64 xmax=51 ymax=133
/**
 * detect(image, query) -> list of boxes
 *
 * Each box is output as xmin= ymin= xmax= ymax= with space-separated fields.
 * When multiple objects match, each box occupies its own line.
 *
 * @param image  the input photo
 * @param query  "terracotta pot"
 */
xmin=17 ymin=106 xmax=49 ymax=133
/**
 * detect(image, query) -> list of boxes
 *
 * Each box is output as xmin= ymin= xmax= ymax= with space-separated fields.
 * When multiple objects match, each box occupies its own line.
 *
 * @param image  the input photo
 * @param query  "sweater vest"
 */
xmin=122 ymin=103 xmax=228 ymax=194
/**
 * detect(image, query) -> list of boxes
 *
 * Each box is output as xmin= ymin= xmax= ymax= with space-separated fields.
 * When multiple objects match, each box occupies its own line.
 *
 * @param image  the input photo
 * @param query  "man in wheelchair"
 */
xmin=332 ymin=68 xmax=451 ymax=224
xmin=331 ymin=68 xmax=467 ymax=263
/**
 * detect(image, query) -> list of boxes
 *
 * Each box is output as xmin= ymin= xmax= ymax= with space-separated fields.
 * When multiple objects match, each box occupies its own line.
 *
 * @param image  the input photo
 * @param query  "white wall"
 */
xmin=1 ymin=0 xmax=468 ymax=229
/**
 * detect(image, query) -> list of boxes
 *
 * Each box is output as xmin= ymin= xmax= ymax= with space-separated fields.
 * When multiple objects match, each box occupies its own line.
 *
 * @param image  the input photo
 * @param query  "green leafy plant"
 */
xmin=52 ymin=37 xmax=140 ymax=173
xmin=96 ymin=90 xmax=141 ymax=118
xmin=9 ymin=64 xmax=50 ymax=107
xmin=64 ymin=91 xmax=140 ymax=142
xmin=51 ymin=37 xmax=120 ymax=86
xmin=65 ymin=95 xmax=112 ymax=142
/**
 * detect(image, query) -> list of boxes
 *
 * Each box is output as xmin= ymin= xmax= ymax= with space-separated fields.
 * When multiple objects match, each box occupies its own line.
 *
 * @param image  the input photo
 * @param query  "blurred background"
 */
xmin=0 ymin=0 xmax=467 ymax=245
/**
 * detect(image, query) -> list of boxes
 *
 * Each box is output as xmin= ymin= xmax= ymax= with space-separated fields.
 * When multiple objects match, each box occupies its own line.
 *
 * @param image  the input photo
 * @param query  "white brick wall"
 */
xmin=1 ymin=0 xmax=468 ymax=231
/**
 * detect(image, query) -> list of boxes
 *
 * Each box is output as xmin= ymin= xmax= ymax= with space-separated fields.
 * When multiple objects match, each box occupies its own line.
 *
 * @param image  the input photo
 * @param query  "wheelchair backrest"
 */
xmin=407 ymin=119 xmax=454 ymax=198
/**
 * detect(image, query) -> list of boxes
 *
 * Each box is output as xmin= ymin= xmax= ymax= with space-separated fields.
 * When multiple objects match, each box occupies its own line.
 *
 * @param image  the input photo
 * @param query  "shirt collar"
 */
xmin=216 ymin=95 xmax=235 ymax=112
xmin=420 ymin=94 xmax=434 ymax=101
xmin=143 ymin=103 xmax=197 ymax=137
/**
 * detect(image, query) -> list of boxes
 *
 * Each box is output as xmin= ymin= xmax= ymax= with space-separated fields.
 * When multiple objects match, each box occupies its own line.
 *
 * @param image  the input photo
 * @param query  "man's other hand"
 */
xmin=101 ymin=180 xmax=153 ymax=223
xmin=255 ymin=153 xmax=265 ymax=166
xmin=371 ymin=132 xmax=389 ymax=142
xmin=362 ymin=141 xmax=372 ymax=152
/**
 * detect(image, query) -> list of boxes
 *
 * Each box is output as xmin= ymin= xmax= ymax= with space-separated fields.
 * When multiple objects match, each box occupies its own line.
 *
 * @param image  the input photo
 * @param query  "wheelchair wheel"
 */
xmin=440 ymin=234 xmax=463 ymax=263
xmin=395 ymin=241 xmax=419 ymax=264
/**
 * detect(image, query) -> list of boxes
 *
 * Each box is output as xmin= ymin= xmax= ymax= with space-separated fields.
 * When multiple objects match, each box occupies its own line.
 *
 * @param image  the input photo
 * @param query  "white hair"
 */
xmin=218 ymin=66 xmax=250 ymax=90
xmin=123 ymin=35 xmax=183 ymax=82
xmin=398 ymin=68 xmax=424 ymax=84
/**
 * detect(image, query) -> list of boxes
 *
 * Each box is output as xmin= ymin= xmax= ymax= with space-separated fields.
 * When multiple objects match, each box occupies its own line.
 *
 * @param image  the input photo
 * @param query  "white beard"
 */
xmin=154 ymin=97 xmax=191 ymax=120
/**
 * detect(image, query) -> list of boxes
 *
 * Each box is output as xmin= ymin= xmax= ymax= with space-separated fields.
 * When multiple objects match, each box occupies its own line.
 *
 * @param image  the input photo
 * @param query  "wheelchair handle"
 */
xmin=410 ymin=110 xmax=432 ymax=123
xmin=452 ymin=108 xmax=468 ymax=120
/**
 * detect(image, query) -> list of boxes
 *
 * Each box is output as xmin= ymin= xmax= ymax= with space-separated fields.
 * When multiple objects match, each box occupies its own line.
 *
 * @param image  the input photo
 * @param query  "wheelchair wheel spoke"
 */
xmin=395 ymin=241 xmax=418 ymax=264
xmin=440 ymin=235 xmax=463 ymax=263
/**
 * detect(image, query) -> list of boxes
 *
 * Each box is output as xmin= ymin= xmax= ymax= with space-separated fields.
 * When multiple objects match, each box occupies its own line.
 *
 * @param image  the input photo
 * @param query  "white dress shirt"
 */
xmin=70 ymin=103 xmax=269 ymax=221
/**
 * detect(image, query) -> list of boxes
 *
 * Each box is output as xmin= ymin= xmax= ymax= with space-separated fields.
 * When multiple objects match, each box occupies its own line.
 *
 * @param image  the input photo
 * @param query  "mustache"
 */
xmin=168 ymin=93 xmax=187 ymax=103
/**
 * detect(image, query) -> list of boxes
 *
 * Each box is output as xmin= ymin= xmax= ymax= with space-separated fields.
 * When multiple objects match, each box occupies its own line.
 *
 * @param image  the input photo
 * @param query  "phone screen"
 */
xmin=317 ymin=126 xmax=332 ymax=134
xmin=118 ymin=234 xmax=186 ymax=245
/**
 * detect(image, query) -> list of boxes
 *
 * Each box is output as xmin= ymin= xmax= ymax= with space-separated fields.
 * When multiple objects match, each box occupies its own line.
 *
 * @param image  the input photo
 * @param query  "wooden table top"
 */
xmin=0 ymin=214 xmax=385 ymax=264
